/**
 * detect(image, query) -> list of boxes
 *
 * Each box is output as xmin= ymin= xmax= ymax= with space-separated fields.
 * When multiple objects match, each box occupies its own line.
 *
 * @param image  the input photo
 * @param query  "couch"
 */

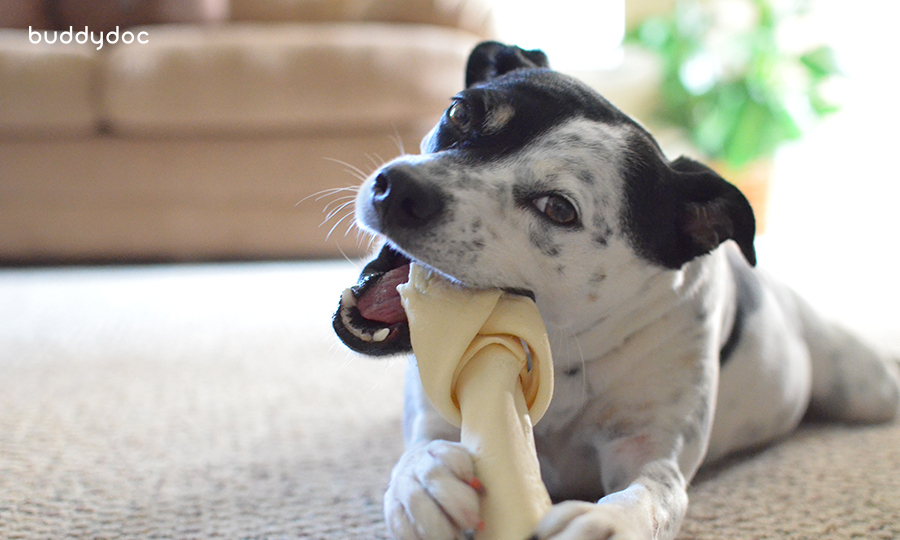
xmin=0 ymin=0 xmax=492 ymax=263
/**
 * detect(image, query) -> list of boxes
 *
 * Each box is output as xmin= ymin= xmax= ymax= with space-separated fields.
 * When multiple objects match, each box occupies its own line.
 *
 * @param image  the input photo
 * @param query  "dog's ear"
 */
xmin=628 ymin=155 xmax=757 ymax=269
xmin=668 ymin=157 xmax=757 ymax=267
xmin=465 ymin=41 xmax=550 ymax=88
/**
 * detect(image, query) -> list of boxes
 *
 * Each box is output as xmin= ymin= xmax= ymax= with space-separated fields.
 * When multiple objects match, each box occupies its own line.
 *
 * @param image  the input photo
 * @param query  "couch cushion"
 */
xmin=0 ymin=29 xmax=96 ymax=136
xmin=55 ymin=0 xmax=229 ymax=33
xmin=100 ymin=22 xmax=478 ymax=136
xmin=230 ymin=0 xmax=494 ymax=37
xmin=0 ymin=0 xmax=52 ymax=29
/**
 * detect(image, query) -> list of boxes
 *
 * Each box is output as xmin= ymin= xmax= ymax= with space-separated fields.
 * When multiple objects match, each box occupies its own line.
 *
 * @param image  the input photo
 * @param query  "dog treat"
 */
xmin=397 ymin=263 xmax=554 ymax=540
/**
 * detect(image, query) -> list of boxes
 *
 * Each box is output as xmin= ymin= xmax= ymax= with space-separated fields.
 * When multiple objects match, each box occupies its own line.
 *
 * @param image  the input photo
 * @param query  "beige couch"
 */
xmin=0 ymin=0 xmax=491 ymax=263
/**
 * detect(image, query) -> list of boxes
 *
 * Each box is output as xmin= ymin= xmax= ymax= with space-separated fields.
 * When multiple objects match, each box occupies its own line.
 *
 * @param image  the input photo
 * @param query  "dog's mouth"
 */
xmin=333 ymin=244 xmax=415 ymax=356
xmin=333 ymin=243 xmax=537 ymax=357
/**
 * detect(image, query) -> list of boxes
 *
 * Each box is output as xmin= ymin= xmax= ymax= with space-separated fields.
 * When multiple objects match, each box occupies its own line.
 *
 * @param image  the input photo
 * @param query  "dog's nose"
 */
xmin=372 ymin=167 xmax=445 ymax=229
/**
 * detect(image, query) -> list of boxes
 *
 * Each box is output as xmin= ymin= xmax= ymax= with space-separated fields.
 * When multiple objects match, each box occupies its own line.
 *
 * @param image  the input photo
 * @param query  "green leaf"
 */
xmin=723 ymin=98 xmax=770 ymax=167
xmin=629 ymin=0 xmax=842 ymax=166
xmin=801 ymin=46 xmax=842 ymax=79
xmin=809 ymin=90 xmax=841 ymax=116
xmin=635 ymin=18 xmax=672 ymax=50
xmin=693 ymin=84 xmax=746 ymax=159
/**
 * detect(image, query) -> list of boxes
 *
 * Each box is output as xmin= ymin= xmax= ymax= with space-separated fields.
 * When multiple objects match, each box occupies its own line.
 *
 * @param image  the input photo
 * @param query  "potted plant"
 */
xmin=628 ymin=0 xmax=841 ymax=232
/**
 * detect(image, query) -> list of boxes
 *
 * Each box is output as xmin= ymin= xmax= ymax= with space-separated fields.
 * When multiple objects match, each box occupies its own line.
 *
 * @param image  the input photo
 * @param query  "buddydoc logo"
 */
xmin=29 ymin=26 xmax=149 ymax=51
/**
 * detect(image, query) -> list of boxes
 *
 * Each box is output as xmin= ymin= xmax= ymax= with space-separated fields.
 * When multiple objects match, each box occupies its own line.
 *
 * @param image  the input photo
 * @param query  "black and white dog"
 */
xmin=333 ymin=42 xmax=900 ymax=540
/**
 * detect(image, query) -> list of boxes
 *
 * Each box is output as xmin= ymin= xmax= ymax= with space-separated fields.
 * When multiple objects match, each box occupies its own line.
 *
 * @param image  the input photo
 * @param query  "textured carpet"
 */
xmin=2 ymin=261 xmax=898 ymax=540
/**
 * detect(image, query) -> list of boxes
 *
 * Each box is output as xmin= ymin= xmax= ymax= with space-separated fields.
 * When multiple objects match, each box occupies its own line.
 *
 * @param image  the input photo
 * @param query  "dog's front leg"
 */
xmin=383 ymin=439 xmax=485 ymax=540
xmin=383 ymin=364 xmax=485 ymax=540
xmin=533 ymin=450 xmax=688 ymax=540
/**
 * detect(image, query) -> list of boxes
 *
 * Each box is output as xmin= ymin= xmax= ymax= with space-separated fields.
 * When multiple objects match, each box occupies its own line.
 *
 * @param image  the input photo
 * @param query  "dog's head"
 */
xmin=334 ymin=41 xmax=756 ymax=356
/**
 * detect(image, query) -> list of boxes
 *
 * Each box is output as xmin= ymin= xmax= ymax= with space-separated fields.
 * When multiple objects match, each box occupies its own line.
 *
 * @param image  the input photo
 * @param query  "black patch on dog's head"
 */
xmin=622 ymin=146 xmax=757 ymax=269
xmin=424 ymin=41 xmax=636 ymax=162
xmin=465 ymin=41 xmax=550 ymax=88
xmin=429 ymin=77 xmax=631 ymax=163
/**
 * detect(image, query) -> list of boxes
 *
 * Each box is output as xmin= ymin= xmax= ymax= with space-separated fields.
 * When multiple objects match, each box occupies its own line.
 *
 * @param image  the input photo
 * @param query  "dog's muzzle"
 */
xmin=332 ymin=165 xmax=448 ymax=357
xmin=333 ymin=164 xmax=532 ymax=356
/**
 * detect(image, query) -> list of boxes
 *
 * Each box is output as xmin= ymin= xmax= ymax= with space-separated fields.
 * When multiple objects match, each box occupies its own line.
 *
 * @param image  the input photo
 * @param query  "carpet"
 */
xmin=2 ymin=261 xmax=898 ymax=539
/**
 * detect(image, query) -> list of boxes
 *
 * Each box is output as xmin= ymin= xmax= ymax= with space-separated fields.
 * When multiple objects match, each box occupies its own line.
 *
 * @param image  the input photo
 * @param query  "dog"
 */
xmin=332 ymin=41 xmax=900 ymax=540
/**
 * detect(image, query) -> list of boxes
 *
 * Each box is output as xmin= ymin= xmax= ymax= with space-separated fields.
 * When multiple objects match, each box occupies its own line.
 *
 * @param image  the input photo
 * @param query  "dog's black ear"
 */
xmin=465 ymin=41 xmax=550 ymax=88
xmin=668 ymin=157 xmax=757 ymax=267
xmin=628 ymin=155 xmax=756 ymax=269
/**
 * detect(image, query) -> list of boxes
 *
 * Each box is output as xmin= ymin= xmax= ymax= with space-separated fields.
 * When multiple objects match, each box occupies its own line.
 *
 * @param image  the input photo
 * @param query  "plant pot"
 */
xmin=711 ymin=160 xmax=773 ymax=236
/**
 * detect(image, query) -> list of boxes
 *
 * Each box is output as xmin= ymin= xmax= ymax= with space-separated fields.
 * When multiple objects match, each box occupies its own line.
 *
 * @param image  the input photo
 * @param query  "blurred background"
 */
xmin=3 ymin=5 xmax=898 ymax=539
xmin=1 ymin=0 xmax=897 ymax=340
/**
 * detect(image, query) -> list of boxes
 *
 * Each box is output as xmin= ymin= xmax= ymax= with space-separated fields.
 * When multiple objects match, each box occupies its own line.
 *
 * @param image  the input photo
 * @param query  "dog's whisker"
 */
xmin=357 ymin=230 xmax=380 ymax=255
xmin=325 ymin=209 xmax=357 ymax=241
xmin=321 ymin=206 xmax=353 ymax=233
xmin=336 ymin=211 xmax=364 ymax=240
xmin=296 ymin=185 xmax=359 ymax=207
xmin=343 ymin=219 xmax=362 ymax=238
xmin=321 ymin=192 xmax=356 ymax=208
xmin=356 ymin=229 xmax=375 ymax=253
xmin=317 ymin=190 xmax=358 ymax=205
xmin=356 ymin=227 xmax=373 ymax=247
xmin=323 ymin=208 xmax=351 ymax=228
xmin=323 ymin=199 xmax=357 ymax=222
xmin=322 ymin=197 xmax=357 ymax=217
xmin=323 ymin=157 xmax=373 ymax=182
xmin=364 ymin=152 xmax=388 ymax=170
xmin=371 ymin=152 xmax=387 ymax=167
xmin=335 ymin=242 xmax=358 ymax=265
xmin=388 ymin=124 xmax=406 ymax=156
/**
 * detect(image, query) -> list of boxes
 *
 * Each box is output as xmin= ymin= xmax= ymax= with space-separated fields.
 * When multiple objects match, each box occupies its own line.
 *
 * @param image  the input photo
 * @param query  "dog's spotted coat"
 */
xmin=333 ymin=42 xmax=900 ymax=540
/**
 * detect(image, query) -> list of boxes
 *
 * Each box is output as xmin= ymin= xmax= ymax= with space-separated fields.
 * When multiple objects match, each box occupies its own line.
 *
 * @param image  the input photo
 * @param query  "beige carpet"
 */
xmin=2 ymin=261 xmax=898 ymax=539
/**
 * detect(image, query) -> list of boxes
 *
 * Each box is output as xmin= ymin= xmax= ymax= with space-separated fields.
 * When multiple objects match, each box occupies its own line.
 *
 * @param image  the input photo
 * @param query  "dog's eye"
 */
xmin=447 ymin=100 xmax=475 ymax=133
xmin=532 ymin=194 xmax=578 ymax=225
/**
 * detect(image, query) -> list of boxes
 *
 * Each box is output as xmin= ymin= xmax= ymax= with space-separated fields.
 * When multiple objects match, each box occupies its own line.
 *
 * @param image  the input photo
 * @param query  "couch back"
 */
xmin=1 ymin=0 xmax=493 ymax=37
xmin=230 ymin=0 xmax=494 ymax=37
xmin=0 ymin=0 xmax=228 ymax=31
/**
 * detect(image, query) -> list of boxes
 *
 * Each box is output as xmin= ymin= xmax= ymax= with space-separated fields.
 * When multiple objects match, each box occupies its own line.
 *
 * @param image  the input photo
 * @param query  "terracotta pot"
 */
xmin=711 ymin=160 xmax=773 ymax=235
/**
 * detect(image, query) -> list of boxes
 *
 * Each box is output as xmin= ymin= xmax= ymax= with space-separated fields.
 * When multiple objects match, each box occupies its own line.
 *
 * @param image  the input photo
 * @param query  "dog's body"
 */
xmin=333 ymin=42 xmax=900 ymax=540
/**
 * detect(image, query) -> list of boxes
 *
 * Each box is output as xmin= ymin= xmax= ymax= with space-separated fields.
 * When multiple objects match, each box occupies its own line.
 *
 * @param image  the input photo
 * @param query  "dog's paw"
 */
xmin=384 ymin=440 xmax=484 ymax=540
xmin=531 ymin=501 xmax=653 ymax=540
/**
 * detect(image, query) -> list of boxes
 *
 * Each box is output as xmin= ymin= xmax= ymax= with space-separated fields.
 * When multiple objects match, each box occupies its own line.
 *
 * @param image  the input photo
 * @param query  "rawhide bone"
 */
xmin=397 ymin=263 xmax=554 ymax=540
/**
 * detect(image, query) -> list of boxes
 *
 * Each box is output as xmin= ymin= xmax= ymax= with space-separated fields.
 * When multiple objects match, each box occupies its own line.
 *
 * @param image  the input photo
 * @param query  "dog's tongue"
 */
xmin=356 ymin=264 xmax=411 ymax=324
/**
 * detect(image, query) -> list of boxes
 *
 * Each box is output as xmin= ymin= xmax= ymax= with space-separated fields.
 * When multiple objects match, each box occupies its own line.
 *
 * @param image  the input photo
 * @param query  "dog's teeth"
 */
xmin=342 ymin=287 xmax=357 ymax=307
xmin=339 ymin=290 xmax=391 ymax=345
xmin=340 ymin=305 xmax=368 ymax=342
